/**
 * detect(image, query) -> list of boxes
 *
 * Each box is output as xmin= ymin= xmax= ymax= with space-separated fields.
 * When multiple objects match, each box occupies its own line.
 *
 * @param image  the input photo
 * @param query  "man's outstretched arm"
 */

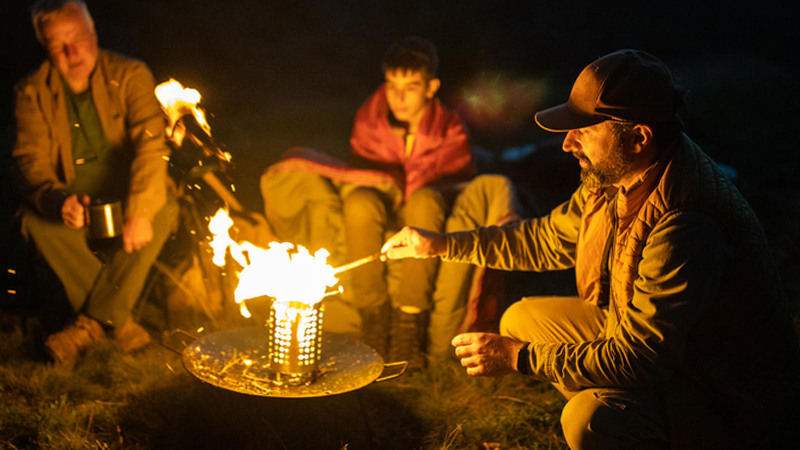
xmin=381 ymin=226 xmax=447 ymax=259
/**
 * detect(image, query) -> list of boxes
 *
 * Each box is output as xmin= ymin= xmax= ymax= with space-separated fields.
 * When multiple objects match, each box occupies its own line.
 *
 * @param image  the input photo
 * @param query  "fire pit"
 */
xmin=176 ymin=326 xmax=405 ymax=398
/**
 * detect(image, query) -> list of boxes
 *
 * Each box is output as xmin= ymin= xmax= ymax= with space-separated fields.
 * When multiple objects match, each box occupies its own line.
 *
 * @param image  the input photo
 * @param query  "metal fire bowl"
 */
xmin=180 ymin=326 xmax=405 ymax=398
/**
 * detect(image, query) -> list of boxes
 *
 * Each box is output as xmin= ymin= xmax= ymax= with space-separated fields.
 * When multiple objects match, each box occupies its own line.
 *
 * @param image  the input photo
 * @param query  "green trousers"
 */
xmin=20 ymin=197 xmax=178 ymax=329
xmin=501 ymin=296 xmax=669 ymax=450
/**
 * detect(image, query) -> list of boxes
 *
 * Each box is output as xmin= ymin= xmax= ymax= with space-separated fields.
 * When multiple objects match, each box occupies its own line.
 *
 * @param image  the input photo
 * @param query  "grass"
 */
xmin=0 ymin=313 xmax=569 ymax=450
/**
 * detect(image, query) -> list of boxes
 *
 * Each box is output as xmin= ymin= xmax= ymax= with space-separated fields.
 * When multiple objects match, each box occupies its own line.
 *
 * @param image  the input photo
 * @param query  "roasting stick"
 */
xmin=333 ymin=252 xmax=387 ymax=274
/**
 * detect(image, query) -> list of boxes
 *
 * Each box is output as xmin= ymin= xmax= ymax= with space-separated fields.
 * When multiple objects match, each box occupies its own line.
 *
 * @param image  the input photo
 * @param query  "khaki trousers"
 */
xmin=428 ymin=174 xmax=518 ymax=355
xmin=343 ymin=186 xmax=445 ymax=312
xmin=20 ymin=197 xmax=178 ymax=328
xmin=501 ymin=296 xmax=669 ymax=450
xmin=343 ymin=174 xmax=519 ymax=353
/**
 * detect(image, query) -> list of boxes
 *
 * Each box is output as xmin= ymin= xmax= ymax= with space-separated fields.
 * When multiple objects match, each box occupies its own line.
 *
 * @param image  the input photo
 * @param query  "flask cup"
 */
xmin=86 ymin=200 xmax=123 ymax=239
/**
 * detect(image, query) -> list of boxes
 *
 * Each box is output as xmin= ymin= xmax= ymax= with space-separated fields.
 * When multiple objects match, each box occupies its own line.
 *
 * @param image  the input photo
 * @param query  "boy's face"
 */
xmin=384 ymin=69 xmax=440 ymax=128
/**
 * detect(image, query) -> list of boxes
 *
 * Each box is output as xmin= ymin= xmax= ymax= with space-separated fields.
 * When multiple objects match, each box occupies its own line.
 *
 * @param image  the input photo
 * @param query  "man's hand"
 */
xmin=381 ymin=226 xmax=447 ymax=260
xmin=452 ymin=332 xmax=526 ymax=377
xmin=62 ymin=194 xmax=90 ymax=229
xmin=123 ymin=216 xmax=153 ymax=253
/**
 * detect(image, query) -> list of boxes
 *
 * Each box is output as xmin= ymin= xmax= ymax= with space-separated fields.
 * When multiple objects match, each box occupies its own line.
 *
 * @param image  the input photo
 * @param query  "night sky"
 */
xmin=2 ymin=0 xmax=798 ymax=226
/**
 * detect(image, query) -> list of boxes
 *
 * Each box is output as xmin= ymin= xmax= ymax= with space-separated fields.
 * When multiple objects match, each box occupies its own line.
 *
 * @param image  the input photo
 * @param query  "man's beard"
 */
xmin=578 ymin=137 xmax=631 ymax=188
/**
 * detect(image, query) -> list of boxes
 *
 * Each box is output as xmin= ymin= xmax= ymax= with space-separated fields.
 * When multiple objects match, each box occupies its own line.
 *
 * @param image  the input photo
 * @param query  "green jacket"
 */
xmin=445 ymin=134 xmax=800 ymax=447
xmin=13 ymin=49 xmax=170 ymax=222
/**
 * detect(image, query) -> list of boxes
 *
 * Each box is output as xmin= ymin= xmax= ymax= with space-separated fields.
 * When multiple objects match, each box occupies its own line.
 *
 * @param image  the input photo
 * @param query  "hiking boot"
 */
xmin=114 ymin=319 xmax=151 ymax=353
xmin=44 ymin=314 xmax=107 ymax=367
xmin=358 ymin=303 xmax=390 ymax=358
xmin=389 ymin=308 xmax=428 ymax=370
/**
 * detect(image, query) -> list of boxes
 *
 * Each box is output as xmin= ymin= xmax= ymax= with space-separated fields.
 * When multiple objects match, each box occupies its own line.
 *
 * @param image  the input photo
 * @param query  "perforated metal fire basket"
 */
xmin=268 ymin=300 xmax=324 ymax=385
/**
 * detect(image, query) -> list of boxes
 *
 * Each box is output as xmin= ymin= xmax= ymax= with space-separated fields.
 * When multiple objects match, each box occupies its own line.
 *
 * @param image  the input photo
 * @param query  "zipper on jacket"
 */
xmin=597 ymin=192 xmax=620 ymax=324
xmin=609 ymin=196 xmax=620 ymax=323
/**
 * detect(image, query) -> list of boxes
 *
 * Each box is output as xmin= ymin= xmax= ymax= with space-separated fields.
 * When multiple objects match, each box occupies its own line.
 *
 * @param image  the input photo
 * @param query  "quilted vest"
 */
xmin=575 ymin=134 xmax=799 ymax=447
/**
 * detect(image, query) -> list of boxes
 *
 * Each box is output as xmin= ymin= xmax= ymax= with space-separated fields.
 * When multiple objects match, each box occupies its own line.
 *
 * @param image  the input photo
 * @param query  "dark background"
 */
xmin=2 ymin=0 xmax=799 ymax=306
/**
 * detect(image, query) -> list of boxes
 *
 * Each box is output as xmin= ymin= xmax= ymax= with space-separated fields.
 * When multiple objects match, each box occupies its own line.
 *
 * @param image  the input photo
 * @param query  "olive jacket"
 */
xmin=444 ymin=134 xmax=800 ymax=448
xmin=13 ymin=49 xmax=170 ymax=222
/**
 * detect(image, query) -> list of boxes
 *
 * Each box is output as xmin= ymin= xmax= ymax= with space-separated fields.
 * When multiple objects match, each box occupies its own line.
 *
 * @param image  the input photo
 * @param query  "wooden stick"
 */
xmin=332 ymin=252 xmax=386 ymax=274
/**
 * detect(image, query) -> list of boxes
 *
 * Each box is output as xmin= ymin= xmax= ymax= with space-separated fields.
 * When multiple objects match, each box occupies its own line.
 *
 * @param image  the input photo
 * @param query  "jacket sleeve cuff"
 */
xmin=517 ymin=342 xmax=533 ymax=376
xmin=40 ymin=189 xmax=70 ymax=221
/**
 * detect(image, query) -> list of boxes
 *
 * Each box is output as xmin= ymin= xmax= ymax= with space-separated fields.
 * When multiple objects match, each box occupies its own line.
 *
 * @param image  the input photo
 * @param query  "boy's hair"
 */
xmin=31 ymin=0 xmax=94 ymax=46
xmin=382 ymin=37 xmax=438 ymax=79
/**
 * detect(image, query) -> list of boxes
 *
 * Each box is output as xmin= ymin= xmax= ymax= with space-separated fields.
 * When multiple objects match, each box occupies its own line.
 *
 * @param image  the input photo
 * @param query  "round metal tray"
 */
xmin=181 ymin=326 xmax=404 ymax=398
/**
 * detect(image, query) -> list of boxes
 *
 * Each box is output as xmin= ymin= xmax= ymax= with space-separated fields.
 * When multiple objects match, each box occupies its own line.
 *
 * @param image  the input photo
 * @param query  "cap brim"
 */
xmin=534 ymin=103 xmax=606 ymax=132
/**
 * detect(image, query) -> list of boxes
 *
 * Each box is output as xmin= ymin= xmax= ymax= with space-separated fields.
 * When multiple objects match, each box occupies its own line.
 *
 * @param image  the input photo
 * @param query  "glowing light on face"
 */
xmin=564 ymin=122 xmax=633 ymax=189
xmin=384 ymin=69 xmax=438 ymax=128
xmin=42 ymin=3 xmax=99 ymax=92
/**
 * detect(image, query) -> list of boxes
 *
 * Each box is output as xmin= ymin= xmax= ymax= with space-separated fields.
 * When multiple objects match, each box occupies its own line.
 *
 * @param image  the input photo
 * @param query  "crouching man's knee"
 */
xmin=561 ymin=389 xmax=668 ymax=450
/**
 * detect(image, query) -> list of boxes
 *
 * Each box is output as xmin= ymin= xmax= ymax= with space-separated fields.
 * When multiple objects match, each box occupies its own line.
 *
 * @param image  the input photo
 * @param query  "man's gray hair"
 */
xmin=31 ymin=0 xmax=94 ymax=46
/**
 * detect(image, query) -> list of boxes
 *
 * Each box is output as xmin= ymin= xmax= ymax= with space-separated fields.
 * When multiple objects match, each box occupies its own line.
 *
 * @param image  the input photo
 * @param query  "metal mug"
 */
xmin=86 ymin=200 xmax=123 ymax=239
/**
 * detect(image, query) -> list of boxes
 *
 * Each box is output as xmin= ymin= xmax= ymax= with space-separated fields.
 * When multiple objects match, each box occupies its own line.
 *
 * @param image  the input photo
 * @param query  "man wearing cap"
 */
xmin=13 ymin=0 xmax=177 ymax=367
xmin=382 ymin=49 xmax=800 ymax=449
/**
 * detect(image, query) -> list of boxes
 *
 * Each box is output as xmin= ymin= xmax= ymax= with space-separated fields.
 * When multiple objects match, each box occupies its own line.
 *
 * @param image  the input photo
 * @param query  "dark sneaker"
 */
xmin=389 ymin=309 xmax=427 ymax=370
xmin=45 ymin=314 xmax=107 ymax=367
xmin=114 ymin=319 xmax=151 ymax=353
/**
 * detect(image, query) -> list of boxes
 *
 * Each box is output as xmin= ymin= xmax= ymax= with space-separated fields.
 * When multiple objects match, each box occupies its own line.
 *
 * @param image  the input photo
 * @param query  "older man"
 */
xmin=13 ymin=0 xmax=177 ymax=366
xmin=383 ymin=50 xmax=800 ymax=449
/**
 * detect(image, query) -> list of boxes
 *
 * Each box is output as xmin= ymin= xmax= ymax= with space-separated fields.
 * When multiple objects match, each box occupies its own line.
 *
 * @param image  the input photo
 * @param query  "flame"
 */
xmin=155 ymin=78 xmax=211 ymax=137
xmin=208 ymin=208 xmax=337 ymax=318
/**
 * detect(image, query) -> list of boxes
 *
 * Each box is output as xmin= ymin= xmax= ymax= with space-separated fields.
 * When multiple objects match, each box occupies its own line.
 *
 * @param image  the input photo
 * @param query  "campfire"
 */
xmin=155 ymin=79 xmax=390 ymax=388
xmin=208 ymin=208 xmax=339 ymax=384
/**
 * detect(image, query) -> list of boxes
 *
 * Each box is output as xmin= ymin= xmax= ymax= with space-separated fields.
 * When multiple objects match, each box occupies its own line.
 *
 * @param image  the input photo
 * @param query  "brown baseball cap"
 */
xmin=535 ymin=49 xmax=678 ymax=132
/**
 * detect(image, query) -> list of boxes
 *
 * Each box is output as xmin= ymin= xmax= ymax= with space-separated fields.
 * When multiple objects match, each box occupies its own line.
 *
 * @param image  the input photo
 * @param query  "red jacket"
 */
xmin=349 ymin=85 xmax=475 ymax=201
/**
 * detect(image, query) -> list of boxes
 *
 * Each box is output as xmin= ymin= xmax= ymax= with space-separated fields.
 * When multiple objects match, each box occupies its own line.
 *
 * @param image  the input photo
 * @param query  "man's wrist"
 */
xmin=516 ymin=343 xmax=533 ymax=376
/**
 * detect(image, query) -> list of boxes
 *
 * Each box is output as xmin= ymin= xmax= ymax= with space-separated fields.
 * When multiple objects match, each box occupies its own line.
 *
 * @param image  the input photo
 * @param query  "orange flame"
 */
xmin=155 ymin=78 xmax=211 ymax=137
xmin=208 ymin=208 xmax=338 ymax=318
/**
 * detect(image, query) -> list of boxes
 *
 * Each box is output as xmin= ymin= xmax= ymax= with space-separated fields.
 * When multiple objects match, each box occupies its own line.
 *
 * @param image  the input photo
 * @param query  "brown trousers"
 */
xmin=501 ymin=296 xmax=669 ymax=450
